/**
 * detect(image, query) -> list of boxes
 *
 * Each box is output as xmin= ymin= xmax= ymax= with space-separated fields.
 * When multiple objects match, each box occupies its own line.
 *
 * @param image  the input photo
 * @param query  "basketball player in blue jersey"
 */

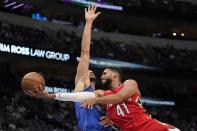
xmin=71 ymin=5 xmax=111 ymax=131
xmin=25 ymin=5 xmax=112 ymax=131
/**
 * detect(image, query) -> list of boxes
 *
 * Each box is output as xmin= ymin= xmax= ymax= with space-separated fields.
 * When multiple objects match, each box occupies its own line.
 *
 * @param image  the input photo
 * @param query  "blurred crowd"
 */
xmin=1 ymin=21 xmax=197 ymax=69
xmin=0 ymin=21 xmax=57 ymax=50
xmin=1 ymin=0 xmax=197 ymax=41
xmin=0 ymin=91 xmax=77 ymax=131
xmin=0 ymin=74 xmax=77 ymax=131
xmin=56 ymin=30 xmax=197 ymax=69
xmin=0 ymin=74 xmax=196 ymax=131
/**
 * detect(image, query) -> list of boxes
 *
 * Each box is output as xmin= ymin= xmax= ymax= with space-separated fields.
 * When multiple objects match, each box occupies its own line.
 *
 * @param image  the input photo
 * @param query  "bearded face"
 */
xmin=101 ymin=69 xmax=114 ymax=89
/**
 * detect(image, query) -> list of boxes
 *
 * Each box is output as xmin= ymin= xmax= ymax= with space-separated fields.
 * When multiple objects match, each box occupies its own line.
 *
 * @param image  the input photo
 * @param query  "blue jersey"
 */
xmin=75 ymin=86 xmax=111 ymax=131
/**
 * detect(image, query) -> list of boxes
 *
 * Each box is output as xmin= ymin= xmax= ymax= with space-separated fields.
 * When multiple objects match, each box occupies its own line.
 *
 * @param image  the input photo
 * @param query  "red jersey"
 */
xmin=104 ymin=84 xmax=176 ymax=131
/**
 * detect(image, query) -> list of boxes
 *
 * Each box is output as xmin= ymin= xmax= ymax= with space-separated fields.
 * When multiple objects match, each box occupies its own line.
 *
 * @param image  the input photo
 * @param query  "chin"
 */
xmin=101 ymin=79 xmax=112 ymax=90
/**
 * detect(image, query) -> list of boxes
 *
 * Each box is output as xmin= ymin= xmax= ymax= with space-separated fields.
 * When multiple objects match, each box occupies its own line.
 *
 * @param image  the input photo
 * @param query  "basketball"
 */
xmin=21 ymin=72 xmax=45 ymax=93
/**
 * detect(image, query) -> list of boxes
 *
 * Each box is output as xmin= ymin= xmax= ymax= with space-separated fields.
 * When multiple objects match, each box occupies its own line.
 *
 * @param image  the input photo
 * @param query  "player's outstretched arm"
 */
xmin=74 ymin=5 xmax=101 ymax=92
xmin=24 ymin=85 xmax=101 ymax=102
xmin=81 ymin=80 xmax=138 ymax=108
xmin=25 ymin=90 xmax=96 ymax=102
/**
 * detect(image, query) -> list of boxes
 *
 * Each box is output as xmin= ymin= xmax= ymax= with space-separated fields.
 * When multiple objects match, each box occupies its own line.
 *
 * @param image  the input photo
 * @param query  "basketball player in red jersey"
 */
xmin=81 ymin=67 xmax=180 ymax=131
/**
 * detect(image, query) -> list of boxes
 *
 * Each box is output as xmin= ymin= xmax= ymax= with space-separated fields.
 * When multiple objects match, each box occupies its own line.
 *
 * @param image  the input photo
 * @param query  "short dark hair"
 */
xmin=107 ymin=67 xmax=122 ymax=82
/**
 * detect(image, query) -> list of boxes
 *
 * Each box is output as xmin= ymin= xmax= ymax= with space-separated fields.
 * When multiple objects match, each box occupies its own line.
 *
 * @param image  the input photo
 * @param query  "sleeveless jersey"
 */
xmin=75 ymin=86 xmax=111 ymax=131
xmin=104 ymin=84 xmax=173 ymax=131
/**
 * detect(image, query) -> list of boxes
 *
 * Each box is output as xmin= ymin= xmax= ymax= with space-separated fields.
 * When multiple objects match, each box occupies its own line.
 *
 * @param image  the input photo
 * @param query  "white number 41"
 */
xmin=116 ymin=102 xmax=130 ymax=116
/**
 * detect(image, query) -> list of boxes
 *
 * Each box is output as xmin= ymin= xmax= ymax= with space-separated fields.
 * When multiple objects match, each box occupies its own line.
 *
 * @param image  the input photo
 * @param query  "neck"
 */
xmin=90 ymin=82 xmax=96 ymax=90
xmin=111 ymin=81 xmax=121 ymax=89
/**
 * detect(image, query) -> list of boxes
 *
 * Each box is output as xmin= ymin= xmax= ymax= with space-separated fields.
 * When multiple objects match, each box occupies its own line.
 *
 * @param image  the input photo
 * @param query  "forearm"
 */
xmin=74 ymin=22 xmax=93 ymax=84
xmin=95 ymin=94 xmax=123 ymax=104
xmin=54 ymin=92 xmax=95 ymax=102
xmin=81 ymin=21 xmax=93 ymax=53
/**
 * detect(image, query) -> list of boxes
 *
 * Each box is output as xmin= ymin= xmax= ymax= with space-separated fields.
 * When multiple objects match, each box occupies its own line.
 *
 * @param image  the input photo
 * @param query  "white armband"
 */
xmin=55 ymin=92 xmax=95 ymax=102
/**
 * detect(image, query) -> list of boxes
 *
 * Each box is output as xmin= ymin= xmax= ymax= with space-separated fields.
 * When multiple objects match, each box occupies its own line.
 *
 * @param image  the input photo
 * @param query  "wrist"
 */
xmin=48 ymin=94 xmax=56 ymax=99
xmin=86 ymin=20 xmax=93 ymax=24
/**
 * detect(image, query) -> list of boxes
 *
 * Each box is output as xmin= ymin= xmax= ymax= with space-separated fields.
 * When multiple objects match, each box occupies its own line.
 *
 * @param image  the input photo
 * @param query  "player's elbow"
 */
xmin=125 ymin=79 xmax=137 ymax=86
xmin=124 ymin=80 xmax=138 ymax=91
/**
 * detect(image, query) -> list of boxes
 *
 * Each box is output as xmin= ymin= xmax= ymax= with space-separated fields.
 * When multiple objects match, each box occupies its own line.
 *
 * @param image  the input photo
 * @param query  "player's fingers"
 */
xmin=100 ymin=118 xmax=109 ymax=124
xmin=100 ymin=116 xmax=107 ymax=120
xmin=100 ymin=120 xmax=106 ymax=125
xmin=88 ymin=103 xmax=91 ymax=109
xmin=85 ymin=101 xmax=89 ymax=108
xmin=27 ymin=90 xmax=35 ymax=96
xmin=90 ymin=101 xmax=94 ymax=109
xmin=90 ymin=5 xmax=94 ymax=10
xmin=89 ymin=102 xmax=93 ymax=109
xmin=23 ymin=90 xmax=31 ymax=96
xmin=80 ymin=102 xmax=87 ymax=108
xmin=96 ymin=12 xmax=101 ymax=17
xmin=86 ymin=104 xmax=89 ymax=108
xmin=104 ymin=123 xmax=111 ymax=127
xmin=39 ymin=85 xmax=44 ymax=92
xmin=100 ymin=121 xmax=108 ymax=126
xmin=100 ymin=116 xmax=111 ymax=125
xmin=101 ymin=119 xmax=111 ymax=126
xmin=93 ymin=6 xmax=97 ymax=11
xmin=34 ymin=85 xmax=41 ymax=94
xmin=85 ymin=8 xmax=87 ymax=13
xmin=90 ymin=5 xmax=92 ymax=10
xmin=37 ymin=85 xmax=43 ymax=92
xmin=80 ymin=103 xmax=84 ymax=107
xmin=91 ymin=5 xmax=94 ymax=10
xmin=88 ymin=5 xmax=90 ymax=11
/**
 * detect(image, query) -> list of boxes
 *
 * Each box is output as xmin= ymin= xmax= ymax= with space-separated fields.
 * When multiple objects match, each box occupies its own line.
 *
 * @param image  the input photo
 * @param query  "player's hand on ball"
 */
xmin=100 ymin=116 xmax=112 ymax=127
xmin=24 ymin=85 xmax=50 ymax=99
xmin=23 ymin=84 xmax=42 ymax=96
xmin=85 ymin=5 xmax=101 ymax=22
xmin=81 ymin=98 xmax=96 ymax=109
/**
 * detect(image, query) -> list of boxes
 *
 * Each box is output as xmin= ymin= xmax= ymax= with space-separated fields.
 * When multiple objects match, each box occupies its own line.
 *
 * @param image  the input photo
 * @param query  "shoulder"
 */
xmin=122 ymin=79 xmax=138 ymax=91
xmin=123 ymin=79 xmax=138 ymax=86
xmin=118 ymin=79 xmax=138 ymax=98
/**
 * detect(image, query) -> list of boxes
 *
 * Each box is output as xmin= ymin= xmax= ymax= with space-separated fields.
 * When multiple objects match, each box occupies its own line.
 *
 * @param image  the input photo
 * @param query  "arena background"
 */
xmin=0 ymin=0 xmax=197 ymax=131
